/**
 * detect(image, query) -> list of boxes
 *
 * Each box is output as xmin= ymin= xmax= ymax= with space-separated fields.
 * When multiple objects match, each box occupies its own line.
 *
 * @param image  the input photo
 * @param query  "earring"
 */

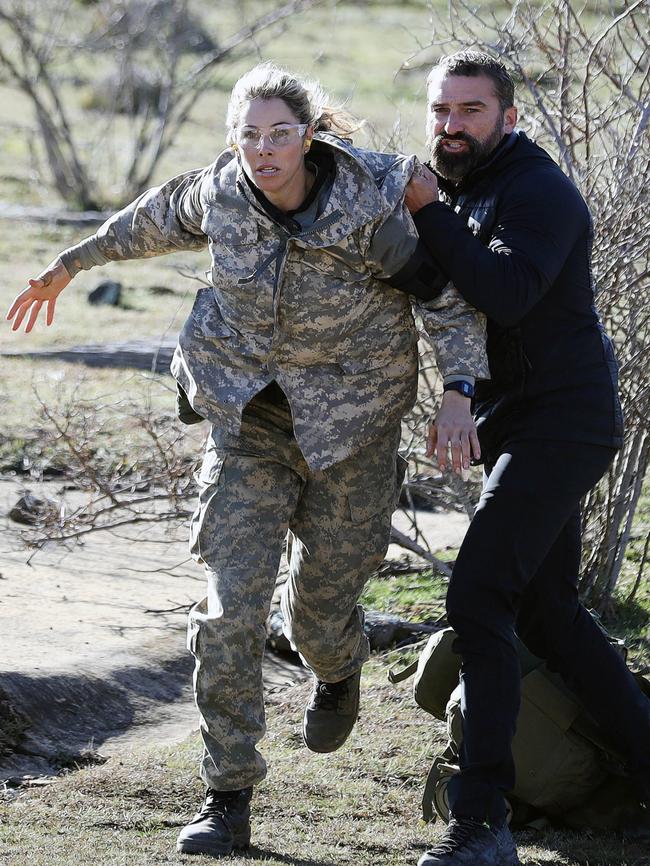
xmin=304 ymin=140 xmax=312 ymax=153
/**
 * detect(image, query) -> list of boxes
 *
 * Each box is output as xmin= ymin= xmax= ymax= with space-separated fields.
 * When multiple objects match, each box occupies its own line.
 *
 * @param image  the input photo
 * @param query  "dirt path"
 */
xmin=0 ymin=476 xmax=468 ymax=781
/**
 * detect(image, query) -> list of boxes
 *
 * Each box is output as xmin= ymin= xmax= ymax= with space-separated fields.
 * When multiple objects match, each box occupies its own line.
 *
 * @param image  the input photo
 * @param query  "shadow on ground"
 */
xmin=0 ymin=651 xmax=194 ymax=778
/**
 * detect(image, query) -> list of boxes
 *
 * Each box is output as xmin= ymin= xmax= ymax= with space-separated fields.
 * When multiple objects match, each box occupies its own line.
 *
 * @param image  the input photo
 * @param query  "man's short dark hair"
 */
xmin=428 ymin=51 xmax=515 ymax=112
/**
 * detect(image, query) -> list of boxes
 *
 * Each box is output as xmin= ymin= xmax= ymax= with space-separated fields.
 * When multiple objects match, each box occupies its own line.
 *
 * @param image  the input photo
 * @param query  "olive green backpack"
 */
xmin=391 ymin=626 xmax=649 ymax=830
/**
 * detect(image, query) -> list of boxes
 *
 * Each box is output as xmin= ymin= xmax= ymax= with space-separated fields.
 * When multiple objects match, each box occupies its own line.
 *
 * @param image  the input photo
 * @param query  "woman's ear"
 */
xmin=304 ymin=124 xmax=315 ymax=152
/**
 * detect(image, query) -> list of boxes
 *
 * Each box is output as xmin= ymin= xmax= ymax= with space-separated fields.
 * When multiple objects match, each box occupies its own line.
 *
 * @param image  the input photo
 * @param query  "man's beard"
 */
xmin=429 ymin=120 xmax=505 ymax=182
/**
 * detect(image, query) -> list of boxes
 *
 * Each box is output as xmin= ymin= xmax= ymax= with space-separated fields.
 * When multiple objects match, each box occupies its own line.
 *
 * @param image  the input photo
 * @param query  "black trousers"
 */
xmin=445 ymin=438 xmax=650 ymax=823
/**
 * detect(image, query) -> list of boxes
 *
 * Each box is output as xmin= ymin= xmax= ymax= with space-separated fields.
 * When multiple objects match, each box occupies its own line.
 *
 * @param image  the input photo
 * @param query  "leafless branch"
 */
xmin=0 ymin=0 xmax=326 ymax=206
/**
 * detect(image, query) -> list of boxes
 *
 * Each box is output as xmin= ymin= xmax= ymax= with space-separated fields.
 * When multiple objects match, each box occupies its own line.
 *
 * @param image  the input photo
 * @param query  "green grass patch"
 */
xmin=361 ymin=570 xmax=448 ymax=622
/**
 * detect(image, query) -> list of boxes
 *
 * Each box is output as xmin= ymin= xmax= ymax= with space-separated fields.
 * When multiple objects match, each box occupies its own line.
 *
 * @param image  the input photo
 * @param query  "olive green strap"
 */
xmin=387 ymin=659 xmax=418 ymax=685
xmin=421 ymin=760 xmax=439 ymax=824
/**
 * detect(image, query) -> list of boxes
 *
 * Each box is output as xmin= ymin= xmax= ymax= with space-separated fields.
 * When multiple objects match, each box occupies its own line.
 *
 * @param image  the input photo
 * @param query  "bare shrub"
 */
xmin=8 ymin=372 xmax=458 ymax=576
xmin=6 ymin=376 xmax=200 ymax=549
xmin=0 ymin=0 xmax=323 ymax=208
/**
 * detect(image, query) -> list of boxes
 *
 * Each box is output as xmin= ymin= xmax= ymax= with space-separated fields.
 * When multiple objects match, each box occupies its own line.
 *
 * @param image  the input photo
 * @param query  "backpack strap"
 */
xmin=388 ymin=659 xmax=419 ymax=684
xmin=421 ymin=750 xmax=458 ymax=823
xmin=422 ymin=761 xmax=440 ymax=824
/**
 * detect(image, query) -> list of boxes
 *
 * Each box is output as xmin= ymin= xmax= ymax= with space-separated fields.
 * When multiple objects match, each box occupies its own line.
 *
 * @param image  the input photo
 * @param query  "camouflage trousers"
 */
xmin=186 ymin=385 xmax=406 ymax=791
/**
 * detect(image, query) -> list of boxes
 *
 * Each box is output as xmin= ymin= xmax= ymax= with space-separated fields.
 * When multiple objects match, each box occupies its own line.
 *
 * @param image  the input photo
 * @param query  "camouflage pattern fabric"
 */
xmin=53 ymin=134 xmax=489 ymax=793
xmin=60 ymin=133 xmax=487 ymax=470
xmin=187 ymin=387 xmax=405 ymax=790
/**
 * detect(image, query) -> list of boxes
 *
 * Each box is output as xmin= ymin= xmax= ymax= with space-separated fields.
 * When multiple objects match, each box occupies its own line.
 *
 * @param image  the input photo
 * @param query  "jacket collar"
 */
xmin=207 ymin=135 xmax=415 ymax=249
xmin=242 ymin=148 xmax=336 ymax=234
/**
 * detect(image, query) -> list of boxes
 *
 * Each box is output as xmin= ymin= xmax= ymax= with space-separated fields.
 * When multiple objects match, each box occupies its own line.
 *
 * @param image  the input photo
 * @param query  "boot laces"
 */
xmin=202 ymin=788 xmax=248 ymax=818
xmin=312 ymin=678 xmax=348 ymax=711
xmin=428 ymin=817 xmax=489 ymax=856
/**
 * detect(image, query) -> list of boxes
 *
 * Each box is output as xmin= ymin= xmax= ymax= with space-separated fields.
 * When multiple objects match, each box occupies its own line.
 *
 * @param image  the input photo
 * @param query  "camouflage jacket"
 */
xmin=61 ymin=134 xmax=487 ymax=469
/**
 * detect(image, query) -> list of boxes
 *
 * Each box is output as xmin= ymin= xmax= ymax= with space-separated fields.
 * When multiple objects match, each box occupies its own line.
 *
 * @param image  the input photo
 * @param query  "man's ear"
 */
xmin=504 ymin=105 xmax=517 ymax=134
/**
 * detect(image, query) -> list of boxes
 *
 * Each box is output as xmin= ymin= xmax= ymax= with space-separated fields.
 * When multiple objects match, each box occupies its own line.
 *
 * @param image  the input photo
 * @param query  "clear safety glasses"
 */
xmin=235 ymin=123 xmax=308 ymax=149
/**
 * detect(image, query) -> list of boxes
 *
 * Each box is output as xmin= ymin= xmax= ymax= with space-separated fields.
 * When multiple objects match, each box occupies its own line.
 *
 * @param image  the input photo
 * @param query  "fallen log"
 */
xmin=1 ymin=340 xmax=177 ymax=374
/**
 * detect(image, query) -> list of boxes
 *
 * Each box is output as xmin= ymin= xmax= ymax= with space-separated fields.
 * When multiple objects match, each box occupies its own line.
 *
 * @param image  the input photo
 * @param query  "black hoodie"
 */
xmin=413 ymin=130 xmax=623 ymax=456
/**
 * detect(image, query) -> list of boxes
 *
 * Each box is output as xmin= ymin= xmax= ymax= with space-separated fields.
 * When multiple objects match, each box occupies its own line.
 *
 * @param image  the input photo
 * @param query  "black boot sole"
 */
xmin=302 ymin=723 xmax=354 ymax=753
xmin=176 ymin=832 xmax=251 ymax=856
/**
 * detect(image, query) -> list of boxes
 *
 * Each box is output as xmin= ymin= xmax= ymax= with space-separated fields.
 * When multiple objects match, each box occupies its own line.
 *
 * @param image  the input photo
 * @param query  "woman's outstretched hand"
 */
xmin=6 ymin=258 xmax=71 ymax=333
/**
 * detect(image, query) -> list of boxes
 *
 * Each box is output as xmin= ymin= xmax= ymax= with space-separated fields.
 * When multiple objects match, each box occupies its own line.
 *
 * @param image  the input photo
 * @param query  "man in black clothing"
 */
xmin=405 ymin=51 xmax=650 ymax=866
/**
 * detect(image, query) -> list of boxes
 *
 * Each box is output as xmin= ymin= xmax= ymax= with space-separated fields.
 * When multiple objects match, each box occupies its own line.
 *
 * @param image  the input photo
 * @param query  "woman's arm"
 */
xmin=415 ymin=283 xmax=487 ymax=472
xmin=6 ymin=166 xmax=212 ymax=332
xmin=61 ymin=167 xmax=210 ymax=277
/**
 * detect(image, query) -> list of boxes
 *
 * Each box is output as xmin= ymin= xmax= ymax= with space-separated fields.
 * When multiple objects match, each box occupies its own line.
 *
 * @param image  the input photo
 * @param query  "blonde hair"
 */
xmin=225 ymin=62 xmax=360 ymax=143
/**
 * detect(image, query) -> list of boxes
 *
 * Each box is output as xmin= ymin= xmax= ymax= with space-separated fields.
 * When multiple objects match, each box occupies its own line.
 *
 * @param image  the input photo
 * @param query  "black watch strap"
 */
xmin=443 ymin=380 xmax=475 ymax=398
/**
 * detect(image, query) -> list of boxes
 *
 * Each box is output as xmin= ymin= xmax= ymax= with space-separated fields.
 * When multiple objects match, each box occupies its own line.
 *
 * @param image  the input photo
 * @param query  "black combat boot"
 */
xmin=302 ymin=669 xmax=361 ymax=753
xmin=417 ymin=816 xmax=521 ymax=866
xmin=176 ymin=786 xmax=252 ymax=856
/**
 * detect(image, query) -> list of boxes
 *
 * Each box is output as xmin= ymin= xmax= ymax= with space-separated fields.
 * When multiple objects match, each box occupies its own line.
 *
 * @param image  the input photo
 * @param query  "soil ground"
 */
xmin=0 ymin=476 xmax=468 ymax=779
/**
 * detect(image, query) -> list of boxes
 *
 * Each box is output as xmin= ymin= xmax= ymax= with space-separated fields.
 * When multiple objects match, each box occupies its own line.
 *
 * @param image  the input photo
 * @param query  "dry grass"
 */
xmin=1 ymin=658 xmax=648 ymax=866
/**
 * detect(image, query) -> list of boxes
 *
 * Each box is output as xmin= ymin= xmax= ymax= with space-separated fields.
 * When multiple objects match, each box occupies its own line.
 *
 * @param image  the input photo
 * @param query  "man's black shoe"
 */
xmin=302 ymin=669 xmax=361 ymax=753
xmin=176 ymin=787 xmax=252 ymax=856
xmin=417 ymin=816 xmax=521 ymax=866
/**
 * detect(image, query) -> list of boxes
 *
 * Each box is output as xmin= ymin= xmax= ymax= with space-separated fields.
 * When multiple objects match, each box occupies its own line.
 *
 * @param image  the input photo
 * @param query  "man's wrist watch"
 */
xmin=443 ymin=380 xmax=475 ymax=399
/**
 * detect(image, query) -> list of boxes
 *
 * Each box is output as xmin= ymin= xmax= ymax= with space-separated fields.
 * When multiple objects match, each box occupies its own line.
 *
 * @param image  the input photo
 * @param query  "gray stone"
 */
xmin=88 ymin=280 xmax=122 ymax=306
xmin=8 ymin=491 xmax=58 ymax=526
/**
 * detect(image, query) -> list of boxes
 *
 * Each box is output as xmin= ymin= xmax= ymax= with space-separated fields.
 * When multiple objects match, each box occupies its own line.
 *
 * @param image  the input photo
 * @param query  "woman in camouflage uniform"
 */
xmin=8 ymin=63 xmax=486 ymax=858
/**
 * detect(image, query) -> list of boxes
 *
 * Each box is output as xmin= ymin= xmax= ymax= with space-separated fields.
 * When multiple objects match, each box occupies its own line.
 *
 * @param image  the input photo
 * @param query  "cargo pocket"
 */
xmin=347 ymin=489 xmax=383 ymax=524
xmin=347 ymin=449 xmax=408 ymax=524
xmin=189 ymin=454 xmax=226 ymax=564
